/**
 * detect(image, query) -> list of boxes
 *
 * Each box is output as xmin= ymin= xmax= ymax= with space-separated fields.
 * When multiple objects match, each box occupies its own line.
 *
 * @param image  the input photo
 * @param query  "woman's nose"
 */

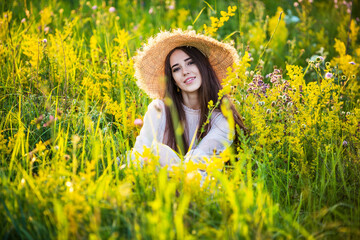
xmin=183 ymin=66 xmax=190 ymax=75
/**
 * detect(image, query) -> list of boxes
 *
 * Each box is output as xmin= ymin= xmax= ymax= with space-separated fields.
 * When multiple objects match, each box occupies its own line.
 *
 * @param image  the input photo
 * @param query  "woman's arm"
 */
xmin=131 ymin=99 xmax=181 ymax=168
xmin=184 ymin=112 xmax=234 ymax=164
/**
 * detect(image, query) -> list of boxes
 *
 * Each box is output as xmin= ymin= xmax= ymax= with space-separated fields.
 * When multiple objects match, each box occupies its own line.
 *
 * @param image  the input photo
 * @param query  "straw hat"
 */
xmin=134 ymin=29 xmax=239 ymax=99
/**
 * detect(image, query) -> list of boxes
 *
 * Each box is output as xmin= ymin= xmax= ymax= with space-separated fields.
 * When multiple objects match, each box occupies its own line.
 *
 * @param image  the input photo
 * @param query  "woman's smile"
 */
xmin=184 ymin=76 xmax=196 ymax=84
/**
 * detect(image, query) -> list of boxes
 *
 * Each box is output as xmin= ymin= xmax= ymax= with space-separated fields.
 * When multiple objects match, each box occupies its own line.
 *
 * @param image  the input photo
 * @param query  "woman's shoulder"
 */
xmin=208 ymin=109 xmax=234 ymax=138
xmin=211 ymin=109 xmax=226 ymax=122
xmin=210 ymin=109 xmax=233 ymax=130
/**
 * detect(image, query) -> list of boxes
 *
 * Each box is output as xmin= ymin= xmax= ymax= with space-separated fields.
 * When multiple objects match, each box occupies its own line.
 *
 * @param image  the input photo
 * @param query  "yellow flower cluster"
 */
xmin=331 ymin=38 xmax=358 ymax=77
xmin=171 ymin=8 xmax=190 ymax=29
xmin=330 ymin=38 xmax=359 ymax=102
xmin=222 ymin=51 xmax=252 ymax=89
xmin=232 ymin=58 xmax=360 ymax=177
xmin=0 ymin=132 xmax=21 ymax=156
xmin=203 ymin=6 xmax=237 ymax=36
xmin=349 ymin=20 xmax=359 ymax=51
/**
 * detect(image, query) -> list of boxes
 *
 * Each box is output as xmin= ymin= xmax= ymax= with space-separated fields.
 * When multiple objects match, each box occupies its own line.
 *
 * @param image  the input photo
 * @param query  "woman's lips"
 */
xmin=184 ymin=77 xmax=195 ymax=84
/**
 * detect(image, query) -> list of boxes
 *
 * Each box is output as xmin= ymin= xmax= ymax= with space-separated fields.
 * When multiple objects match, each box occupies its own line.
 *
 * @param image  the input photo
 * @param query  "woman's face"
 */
xmin=169 ymin=49 xmax=202 ymax=95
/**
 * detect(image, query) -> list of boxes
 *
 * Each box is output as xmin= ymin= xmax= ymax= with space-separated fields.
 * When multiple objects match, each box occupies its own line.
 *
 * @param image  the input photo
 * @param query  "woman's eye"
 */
xmin=188 ymin=61 xmax=195 ymax=65
xmin=172 ymin=67 xmax=180 ymax=72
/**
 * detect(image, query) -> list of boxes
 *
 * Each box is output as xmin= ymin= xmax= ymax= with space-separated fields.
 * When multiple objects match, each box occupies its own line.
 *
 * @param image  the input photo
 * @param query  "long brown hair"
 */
xmin=163 ymin=46 xmax=246 ymax=154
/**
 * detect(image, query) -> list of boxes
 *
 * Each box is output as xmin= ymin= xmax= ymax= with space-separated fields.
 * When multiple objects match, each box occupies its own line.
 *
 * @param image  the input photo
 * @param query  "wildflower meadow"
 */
xmin=1 ymin=0 xmax=360 ymax=239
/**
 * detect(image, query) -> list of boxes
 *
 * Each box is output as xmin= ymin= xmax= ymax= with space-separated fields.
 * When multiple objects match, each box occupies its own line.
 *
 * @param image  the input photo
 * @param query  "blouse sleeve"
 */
xmin=184 ymin=112 xmax=234 ymax=164
xmin=131 ymin=99 xmax=181 ymax=168
xmin=133 ymin=99 xmax=163 ymax=152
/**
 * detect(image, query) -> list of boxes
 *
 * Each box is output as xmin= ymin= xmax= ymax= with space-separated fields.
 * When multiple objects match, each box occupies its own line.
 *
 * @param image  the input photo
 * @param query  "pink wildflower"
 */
xmin=109 ymin=7 xmax=116 ymax=13
xmin=134 ymin=118 xmax=143 ymax=127
xmin=325 ymin=72 xmax=333 ymax=79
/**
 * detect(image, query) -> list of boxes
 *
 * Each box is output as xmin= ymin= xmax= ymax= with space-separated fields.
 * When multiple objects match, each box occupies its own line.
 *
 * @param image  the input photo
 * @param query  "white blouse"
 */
xmin=131 ymin=99 xmax=233 ymax=169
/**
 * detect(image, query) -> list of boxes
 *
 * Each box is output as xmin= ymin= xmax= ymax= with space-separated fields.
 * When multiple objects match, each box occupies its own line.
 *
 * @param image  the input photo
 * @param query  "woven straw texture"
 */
xmin=134 ymin=29 xmax=239 ymax=99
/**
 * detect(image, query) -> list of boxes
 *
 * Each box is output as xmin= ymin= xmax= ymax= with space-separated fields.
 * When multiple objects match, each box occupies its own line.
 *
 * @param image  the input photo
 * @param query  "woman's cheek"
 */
xmin=173 ymin=73 xmax=181 ymax=85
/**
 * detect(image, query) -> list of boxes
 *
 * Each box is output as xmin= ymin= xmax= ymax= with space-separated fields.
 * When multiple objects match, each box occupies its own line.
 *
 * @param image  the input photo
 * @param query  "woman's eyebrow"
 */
xmin=171 ymin=57 xmax=192 ymax=69
xmin=171 ymin=63 xmax=179 ymax=69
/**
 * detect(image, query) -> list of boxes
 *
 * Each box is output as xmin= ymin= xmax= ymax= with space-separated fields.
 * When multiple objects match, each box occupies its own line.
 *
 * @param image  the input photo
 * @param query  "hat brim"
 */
xmin=134 ymin=29 xmax=239 ymax=99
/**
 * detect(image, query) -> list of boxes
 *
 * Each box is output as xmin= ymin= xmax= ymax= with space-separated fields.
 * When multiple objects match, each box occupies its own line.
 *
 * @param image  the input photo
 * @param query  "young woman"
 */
xmin=131 ymin=29 xmax=246 ymax=169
